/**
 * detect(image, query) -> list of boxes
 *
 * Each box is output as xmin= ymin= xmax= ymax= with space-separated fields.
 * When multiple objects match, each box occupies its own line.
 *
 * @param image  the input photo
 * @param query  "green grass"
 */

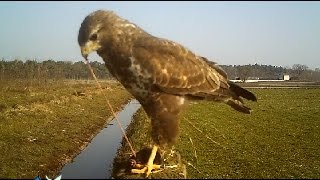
xmin=0 ymin=79 xmax=132 ymax=178
xmin=113 ymin=88 xmax=320 ymax=179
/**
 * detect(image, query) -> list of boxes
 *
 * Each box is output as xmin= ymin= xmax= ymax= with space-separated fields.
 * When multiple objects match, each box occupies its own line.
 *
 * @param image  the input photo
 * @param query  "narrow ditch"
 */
xmin=60 ymin=99 xmax=141 ymax=179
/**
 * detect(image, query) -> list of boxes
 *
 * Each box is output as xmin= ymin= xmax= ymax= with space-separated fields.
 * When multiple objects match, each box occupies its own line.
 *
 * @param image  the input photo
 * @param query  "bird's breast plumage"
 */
xmin=98 ymin=47 xmax=152 ymax=101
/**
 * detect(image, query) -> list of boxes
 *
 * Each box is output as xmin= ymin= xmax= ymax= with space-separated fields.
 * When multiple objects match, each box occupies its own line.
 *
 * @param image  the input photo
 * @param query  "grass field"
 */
xmin=113 ymin=88 xmax=320 ymax=179
xmin=0 ymin=79 xmax=132 ymax=178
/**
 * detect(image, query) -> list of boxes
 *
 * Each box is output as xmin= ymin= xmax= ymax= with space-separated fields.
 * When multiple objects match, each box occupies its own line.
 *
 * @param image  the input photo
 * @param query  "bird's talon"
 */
xmin=131 ymin=164 xmax=162 ymax=177
xmin=133 ymin=163 xmax=145 ymax=169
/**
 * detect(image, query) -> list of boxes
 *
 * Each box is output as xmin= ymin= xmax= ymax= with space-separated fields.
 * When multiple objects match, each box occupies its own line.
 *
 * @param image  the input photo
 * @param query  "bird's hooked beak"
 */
xmin=81 ymin=46 xmax=89 ymax=60
xmin=80 ymin=41 xmax=101 ymax=60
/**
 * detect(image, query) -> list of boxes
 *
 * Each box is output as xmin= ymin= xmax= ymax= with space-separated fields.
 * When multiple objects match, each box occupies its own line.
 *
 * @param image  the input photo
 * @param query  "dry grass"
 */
xmin=0 ymin=79 xmax=132 ymax=178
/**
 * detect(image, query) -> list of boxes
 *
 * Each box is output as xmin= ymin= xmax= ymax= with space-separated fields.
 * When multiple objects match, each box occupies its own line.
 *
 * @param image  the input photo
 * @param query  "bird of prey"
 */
xmin=78 ymin=10 xmax=257 ymax=177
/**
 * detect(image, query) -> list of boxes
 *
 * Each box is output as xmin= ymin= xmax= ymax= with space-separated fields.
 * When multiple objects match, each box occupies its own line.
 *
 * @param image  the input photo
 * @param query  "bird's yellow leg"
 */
xmin=131 ymin=145 xmax=161 ymax=177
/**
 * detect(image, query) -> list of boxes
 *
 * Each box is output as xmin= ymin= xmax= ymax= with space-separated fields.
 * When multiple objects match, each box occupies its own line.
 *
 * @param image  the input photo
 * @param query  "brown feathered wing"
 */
xmin=132 ymin=36 xmax=256 ymax=113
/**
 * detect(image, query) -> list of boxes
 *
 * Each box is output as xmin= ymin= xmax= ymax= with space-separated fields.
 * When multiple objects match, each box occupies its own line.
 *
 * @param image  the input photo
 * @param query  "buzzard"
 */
xmin=78 ymin=10 xmax=257 ymax=177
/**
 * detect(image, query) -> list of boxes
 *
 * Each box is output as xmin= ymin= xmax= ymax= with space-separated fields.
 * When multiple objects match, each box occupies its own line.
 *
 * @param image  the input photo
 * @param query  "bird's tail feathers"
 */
xmin=226 ymin=98 xmax=252 ymax=114
xmin=228 ymin=81 xmax=257 ymax=101
xmin=223 ymin=81 xmax=256 ymax=114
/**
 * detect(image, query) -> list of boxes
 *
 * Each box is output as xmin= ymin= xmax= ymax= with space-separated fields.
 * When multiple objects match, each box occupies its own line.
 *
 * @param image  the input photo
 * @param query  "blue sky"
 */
xmin=0 ymin=1 xmax=319 ymax=69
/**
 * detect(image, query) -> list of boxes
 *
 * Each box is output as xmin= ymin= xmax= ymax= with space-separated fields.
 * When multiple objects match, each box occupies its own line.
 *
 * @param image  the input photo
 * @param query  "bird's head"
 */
xmin=78 ymin=10 xmax=116 ymax=59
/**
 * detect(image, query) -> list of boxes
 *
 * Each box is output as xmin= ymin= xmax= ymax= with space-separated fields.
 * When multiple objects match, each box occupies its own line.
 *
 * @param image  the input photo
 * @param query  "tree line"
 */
xmin=221 ymin=63 xmax=320 ymax=81
xmin=0 ymin=59 xmax=111 ymax=81
xmin=0 ymin=59 xmax=319 ymax=82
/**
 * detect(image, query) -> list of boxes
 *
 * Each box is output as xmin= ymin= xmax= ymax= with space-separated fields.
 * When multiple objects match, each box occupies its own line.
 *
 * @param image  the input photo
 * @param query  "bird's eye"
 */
xmin=89 ymin=33 xmax=98 ymax=41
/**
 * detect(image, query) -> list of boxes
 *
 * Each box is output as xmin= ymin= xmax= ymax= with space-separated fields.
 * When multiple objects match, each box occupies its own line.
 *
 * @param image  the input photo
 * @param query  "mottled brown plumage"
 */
xmin=78 ymin=10 xmax=257 ymax=177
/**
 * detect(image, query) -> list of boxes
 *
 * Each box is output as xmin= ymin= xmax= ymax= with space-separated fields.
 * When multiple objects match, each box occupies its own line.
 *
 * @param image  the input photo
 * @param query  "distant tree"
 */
xmin=25 ymin=60 xmax=37 ymax=79
xmin=0 ymin=59 xmax=5 ymax=80
xmin=292 ymin=64 xmax=308 ymax=80
xmin=220 ymin=65 xmax=236 ymax=79
xmin=236 ymin=65 xmax=252 ymax=82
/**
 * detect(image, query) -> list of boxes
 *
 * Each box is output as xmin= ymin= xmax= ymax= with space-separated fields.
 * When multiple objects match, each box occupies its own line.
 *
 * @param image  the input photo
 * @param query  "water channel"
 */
xmin=60 ymin=99 xmax=141 ymax=179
